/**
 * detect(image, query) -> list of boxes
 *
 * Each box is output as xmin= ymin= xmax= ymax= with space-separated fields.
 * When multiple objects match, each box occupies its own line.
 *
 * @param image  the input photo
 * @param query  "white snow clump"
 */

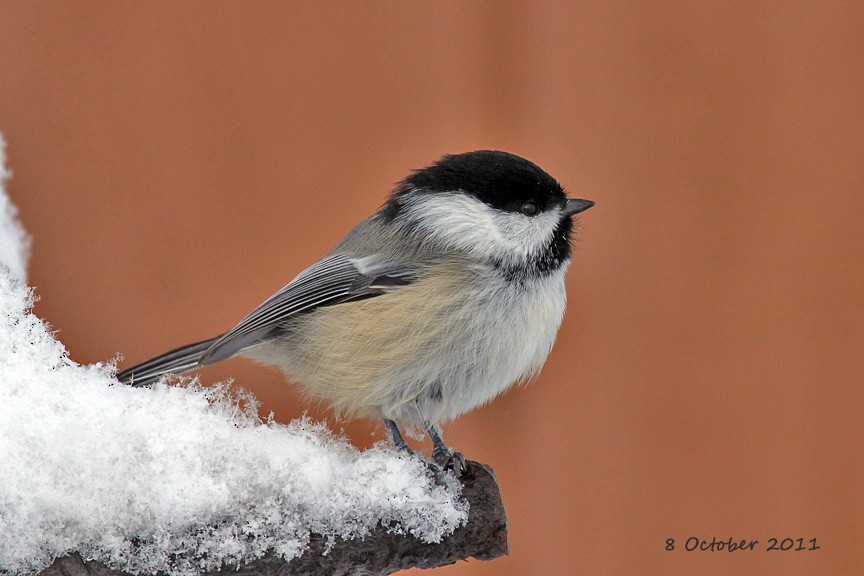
xmin=0 ymin=136 xmax=30 ymax=282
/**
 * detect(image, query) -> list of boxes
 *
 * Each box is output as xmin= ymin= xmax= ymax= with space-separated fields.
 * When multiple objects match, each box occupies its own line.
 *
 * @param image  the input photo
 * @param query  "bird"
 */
xmin=117 ymin=150 xmax=594 ymax=473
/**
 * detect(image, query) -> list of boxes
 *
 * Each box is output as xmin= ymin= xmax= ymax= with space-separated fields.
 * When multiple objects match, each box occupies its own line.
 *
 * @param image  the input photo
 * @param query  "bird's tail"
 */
xmin=117 ymin=336 xmax=221 ymax=387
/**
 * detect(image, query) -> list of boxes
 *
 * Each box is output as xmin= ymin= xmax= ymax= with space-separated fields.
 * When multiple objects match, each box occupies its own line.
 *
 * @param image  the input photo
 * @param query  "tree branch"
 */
xmin=40 ymin=461 xmax=507 ymax=576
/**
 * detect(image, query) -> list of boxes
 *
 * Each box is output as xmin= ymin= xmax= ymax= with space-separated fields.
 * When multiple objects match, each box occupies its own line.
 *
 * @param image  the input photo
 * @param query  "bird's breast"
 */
xmin=255 ymin=259 xmax=569 ymax=423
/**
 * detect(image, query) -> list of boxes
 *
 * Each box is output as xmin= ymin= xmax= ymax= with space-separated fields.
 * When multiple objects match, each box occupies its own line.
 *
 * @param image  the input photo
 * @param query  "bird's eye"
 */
xmin=520 ymin=202 xmax=538 ymax=216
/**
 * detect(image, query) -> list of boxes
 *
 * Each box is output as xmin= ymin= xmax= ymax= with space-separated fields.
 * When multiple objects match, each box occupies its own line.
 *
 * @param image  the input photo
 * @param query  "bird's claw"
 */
xmin=432 ymin=446 xmax=467 ymax=476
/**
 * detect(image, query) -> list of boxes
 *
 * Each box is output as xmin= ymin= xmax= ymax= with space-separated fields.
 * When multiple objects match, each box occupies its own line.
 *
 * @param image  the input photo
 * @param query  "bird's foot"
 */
xmin=432 ymin=446 xmax=467 ymax=477
xmin=384 ymin=418 xmax=411 ymax=452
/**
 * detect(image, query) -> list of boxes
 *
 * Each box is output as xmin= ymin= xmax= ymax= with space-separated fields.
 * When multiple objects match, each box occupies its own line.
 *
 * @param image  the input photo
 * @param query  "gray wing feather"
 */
xmin=200 ymin=253 xmax=415 ymax=364
xmin=117 ymin=337 xmax=220 ymax=387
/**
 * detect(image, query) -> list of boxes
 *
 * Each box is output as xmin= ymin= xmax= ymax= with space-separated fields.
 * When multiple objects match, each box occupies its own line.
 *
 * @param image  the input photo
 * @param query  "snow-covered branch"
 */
xmin=39 ymin=462 xmax=506 ymax=576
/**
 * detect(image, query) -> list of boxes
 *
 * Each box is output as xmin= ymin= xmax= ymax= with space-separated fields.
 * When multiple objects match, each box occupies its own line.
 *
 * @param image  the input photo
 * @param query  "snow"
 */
xmin=0 ymin=137 xmax=30 ymax=283
xmin=0 ymin=139 xmax=468 ymax=576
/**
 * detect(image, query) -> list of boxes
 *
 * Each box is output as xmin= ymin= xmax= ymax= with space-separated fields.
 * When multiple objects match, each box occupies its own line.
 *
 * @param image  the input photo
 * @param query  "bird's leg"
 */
xmin=384 ymin=418 xmax=411 ymax=452
xmin=426 ymin=424 xmax=466 ymax=475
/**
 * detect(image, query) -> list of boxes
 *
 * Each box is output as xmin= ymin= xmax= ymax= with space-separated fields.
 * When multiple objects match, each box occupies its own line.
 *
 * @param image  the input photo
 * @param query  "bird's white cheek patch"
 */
xmin=397 ymin=193 xmax=502 ymax=258
xmin=490 ymin=209 xmax=561 ymax=261
xmin=397 ymin=193 xmax=561 ymax=263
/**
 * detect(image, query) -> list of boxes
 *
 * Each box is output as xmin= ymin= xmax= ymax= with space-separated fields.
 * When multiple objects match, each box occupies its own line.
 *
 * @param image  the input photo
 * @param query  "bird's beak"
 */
xmin=563 ymin=198 xmax=595 ymax=216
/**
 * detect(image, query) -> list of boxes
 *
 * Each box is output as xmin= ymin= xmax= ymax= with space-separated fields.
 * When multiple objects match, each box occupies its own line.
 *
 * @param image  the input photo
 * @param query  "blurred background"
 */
xmin=1 ymin=2 xmax=862 ymax=574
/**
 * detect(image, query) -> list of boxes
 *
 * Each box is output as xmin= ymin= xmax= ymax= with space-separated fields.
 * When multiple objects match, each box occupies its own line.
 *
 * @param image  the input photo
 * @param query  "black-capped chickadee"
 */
xmin=118 ymin=150 xmax=594 ymax=472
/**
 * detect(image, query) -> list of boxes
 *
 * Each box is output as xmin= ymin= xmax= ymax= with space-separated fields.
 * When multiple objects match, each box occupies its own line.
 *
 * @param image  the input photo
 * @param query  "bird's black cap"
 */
xmin=386 ymin=150 xmax=567 ymax=216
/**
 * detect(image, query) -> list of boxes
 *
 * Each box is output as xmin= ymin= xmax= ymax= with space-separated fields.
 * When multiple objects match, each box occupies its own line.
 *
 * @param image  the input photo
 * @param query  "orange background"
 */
xmin=1 ymin=2 xmax=862 ymax=575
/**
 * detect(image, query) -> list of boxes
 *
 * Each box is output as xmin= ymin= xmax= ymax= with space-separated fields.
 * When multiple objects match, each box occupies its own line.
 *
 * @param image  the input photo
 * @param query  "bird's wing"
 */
xmin=201 ymin=252 xmax=416 ymax=364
